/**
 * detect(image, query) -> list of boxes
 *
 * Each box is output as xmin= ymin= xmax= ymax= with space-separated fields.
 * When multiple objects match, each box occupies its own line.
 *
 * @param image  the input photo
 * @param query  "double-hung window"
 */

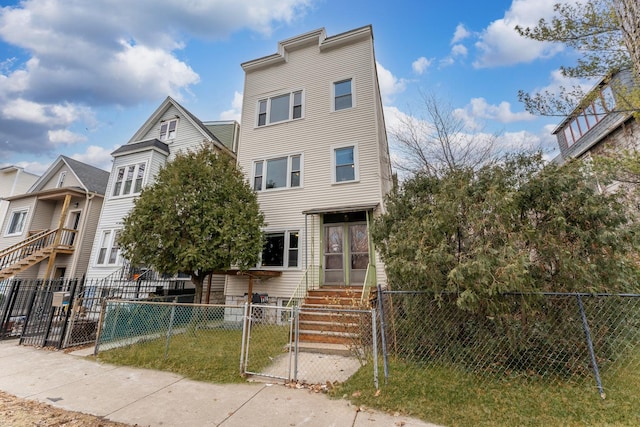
xmin=334 ymin=79 xmax=353 ymax=111
xmin=160 ymin=118 xmax=178 ymax=141
xmin=96 ymin=230 xmax=121 ymax=265
xmin=112 ymin=163 xmax=146 ymax=197
xmin=261 ymin=230 xmax=299 ymax=268
xmin=333 ymin=145 xmax=357 ymax=183
xmin=257 ymin=91 xmax=303 ymax=126
xmin=253 ymin=154 xmax=302 ymax=191
xmin=56 ymin=171 xmax=66 ymax=188
xmin=5 ymin=209 xmax=28 ymax=236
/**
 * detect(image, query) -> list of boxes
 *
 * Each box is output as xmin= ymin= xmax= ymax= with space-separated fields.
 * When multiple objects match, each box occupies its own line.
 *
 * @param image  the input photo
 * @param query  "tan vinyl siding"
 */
xmin=1 ymin=198 xmax=36 ymax=245
xmin=72 ymin=197 xmax=104 ymax=278
xmin=40 ymin=164 xmax=82 ymax=191
xmin=236 ymin=29 xmax=389 ymax=298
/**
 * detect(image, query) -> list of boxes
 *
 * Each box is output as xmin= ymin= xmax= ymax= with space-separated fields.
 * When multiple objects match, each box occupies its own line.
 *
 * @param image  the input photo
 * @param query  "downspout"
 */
xmin=69 ymin=192 xmax=96 ymax=277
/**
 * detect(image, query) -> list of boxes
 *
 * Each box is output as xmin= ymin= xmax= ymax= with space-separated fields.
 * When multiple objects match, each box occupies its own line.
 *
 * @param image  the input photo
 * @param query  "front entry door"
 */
xmin=324 ymin=222 xmax=369 ymax=285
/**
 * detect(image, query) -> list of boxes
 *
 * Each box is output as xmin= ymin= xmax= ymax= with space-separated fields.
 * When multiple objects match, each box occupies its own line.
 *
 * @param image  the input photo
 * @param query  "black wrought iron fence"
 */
xmin=375 ymin=287 xmax=640 ymax=398
xmin=0 ymin=275 xmax=196 ymax=349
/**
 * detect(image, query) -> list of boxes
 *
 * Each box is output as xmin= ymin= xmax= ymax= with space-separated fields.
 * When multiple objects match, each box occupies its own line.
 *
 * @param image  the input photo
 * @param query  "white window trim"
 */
xmin=111 ymin=162 xmax=147 ymax=199
xmin=56 ymin=171 xmax=67 ymax=188
xmin=255 ymin=90 xmax=304 ymax=127
xmin=159 ymin=118 xmax=179 ymax=141
xmin=252 ymin=153 xmax=303 ymax=192
xmin=331 ymin=143 xmax=359 ymax=184
xmin=331 ymin=77 xmax=355 ymax=112
xmin=259 ymin=229 xmax=301 ymax=270
xmin=4 ymin=208 xmax=29 ymax=237
xmin=95 ymin=229 xmax=122 ymax=266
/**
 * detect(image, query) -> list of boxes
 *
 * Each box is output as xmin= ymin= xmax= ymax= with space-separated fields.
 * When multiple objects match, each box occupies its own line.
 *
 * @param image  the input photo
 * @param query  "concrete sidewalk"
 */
xmin=0 ymin=340 xmax=437 ymax=427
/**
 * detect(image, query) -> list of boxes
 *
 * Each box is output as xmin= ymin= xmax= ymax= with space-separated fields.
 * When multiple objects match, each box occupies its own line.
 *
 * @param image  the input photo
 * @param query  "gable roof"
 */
xmin=126 ymin=96 xmax=235 ymax=156
xmin=29 ymin=155 xmax=110 ymax=195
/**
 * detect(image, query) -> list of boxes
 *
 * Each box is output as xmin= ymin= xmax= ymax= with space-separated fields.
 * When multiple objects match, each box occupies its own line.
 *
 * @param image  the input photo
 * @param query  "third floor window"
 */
xmin=257 ymin=91 xmax=303 ymax=126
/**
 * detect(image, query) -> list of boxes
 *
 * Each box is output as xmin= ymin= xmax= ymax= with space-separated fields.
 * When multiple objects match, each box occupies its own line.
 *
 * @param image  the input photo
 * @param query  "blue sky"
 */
xmin=0 ymin=0 xmax=584 ymax=174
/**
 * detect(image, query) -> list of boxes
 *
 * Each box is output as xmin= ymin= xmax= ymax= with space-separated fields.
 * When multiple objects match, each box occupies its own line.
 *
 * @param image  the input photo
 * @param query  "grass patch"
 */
xmin=96 ymin=324 xmax=290 ymax=383
xmin=94 ymin=322 xmax=640 ymax=426
xmin=331 ymin=359 xmax=640 ymax=426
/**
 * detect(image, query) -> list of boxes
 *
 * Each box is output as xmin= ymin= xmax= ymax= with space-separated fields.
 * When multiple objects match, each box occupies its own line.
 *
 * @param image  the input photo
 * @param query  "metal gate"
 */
xmin=0 ymin=278 xmax=80 ymax=348
xmin=240 ymin=303 xmax=378 ymax=386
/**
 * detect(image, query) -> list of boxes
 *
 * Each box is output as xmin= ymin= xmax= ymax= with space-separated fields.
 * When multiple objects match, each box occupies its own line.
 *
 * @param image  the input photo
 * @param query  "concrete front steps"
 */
xmin=295 ymin=285 xmax=366 ymax=356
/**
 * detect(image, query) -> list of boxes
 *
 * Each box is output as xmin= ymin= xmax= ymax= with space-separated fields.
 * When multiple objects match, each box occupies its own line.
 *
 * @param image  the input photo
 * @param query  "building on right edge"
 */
xmin=552 ymin=68 xmax=639 ymax=163
xmin=227 ymin=26 xmax=392 ymax=311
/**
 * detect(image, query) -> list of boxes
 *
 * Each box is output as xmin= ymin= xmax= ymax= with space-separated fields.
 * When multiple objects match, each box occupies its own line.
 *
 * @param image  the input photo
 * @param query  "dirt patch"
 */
xmin=0 ymin=391 xmax=133 ymax=426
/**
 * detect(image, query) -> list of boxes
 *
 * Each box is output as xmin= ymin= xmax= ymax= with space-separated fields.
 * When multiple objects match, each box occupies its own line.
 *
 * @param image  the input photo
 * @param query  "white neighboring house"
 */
xmin=84 ymin=97 xmax=238 ymax=302
xmin=0 ymin=166 xmax=39 ymax=234
xmin=227 ymin=26 xmax=393 ymax=307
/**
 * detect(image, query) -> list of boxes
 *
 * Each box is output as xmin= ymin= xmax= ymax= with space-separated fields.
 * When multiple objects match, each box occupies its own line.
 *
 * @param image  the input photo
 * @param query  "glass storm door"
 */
xmin=324 ymin=223 xmax=369 ymax=285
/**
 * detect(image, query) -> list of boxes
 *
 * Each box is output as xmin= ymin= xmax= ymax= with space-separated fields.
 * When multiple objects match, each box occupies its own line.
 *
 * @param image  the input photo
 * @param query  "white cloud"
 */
xmin=0 ymin=0 xmax=312 ymax=158
xmin=454 ymin=98 xmax=535 ymax=131
xmin=376 ymin=62 xmax=407 ymax=104
xmin=412 ymin=57 xmax=433 ymax=75
xmin=219 ymin=91 xmax=244 ymax=121
xmin=71 ymin=145 xmax=116 ymax=171
xmin=48 ymin=129 xmax=87 ymax=145
xmin=451 ymin=44 xmax=468 ymax=57
xmin=451 ymin=24 xmax=471 ymax=44
xmin=473 ymin=0 xmax=565 ymax=68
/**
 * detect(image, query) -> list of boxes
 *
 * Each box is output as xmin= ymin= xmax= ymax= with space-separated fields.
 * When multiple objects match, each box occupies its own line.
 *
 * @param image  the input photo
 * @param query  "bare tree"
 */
xmin=390 ymin=92 xmax=499 ymax=177
xmin=613 ymin=0 xmax=640 ymax=79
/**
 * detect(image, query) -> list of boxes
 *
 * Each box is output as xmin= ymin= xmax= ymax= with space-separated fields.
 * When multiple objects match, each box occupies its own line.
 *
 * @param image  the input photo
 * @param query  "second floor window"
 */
xmin=253 ymin=154 xmax=302 ymax=191
xmin=113 ymin=163 xmax=146 ymax=197
xmin=6 ymin=209 xmax=28 ymax=236
xmin=334 ymin=146 xmax=357 ymax=182
xmin=257 ymin=91 xmax=303 ymax=126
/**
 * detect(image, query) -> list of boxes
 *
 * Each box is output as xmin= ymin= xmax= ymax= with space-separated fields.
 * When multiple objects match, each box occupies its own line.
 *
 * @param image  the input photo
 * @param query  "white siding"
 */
xmin=86 ymin=102 xmax=220 ymax=281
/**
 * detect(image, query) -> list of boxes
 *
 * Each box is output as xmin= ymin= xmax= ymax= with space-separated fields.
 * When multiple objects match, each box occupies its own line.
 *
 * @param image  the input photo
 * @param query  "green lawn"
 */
xmin=95 ymin=328 xmax=640 ymax=426
xmin=331 ymin=359 xmax=640 ymax=427
xmin=96 ymin=324 xmax=290 ymax=383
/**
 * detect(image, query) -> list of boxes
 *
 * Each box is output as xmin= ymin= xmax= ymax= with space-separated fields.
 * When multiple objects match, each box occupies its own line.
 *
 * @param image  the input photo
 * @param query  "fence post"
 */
xmin=93 ymin=299 xmax=108 ymax=356
xmin=371 ymin=307 xmax=379 ymax=390
xmin=576 ymin=294 xmax=606 ymax=399
xmin=377 ymin=284 xmax=389 ymax=384
xmin=18 ymin=284 xmax=39 ymax=345
xmin=239 ymin=302 xmax=249 ymax=375
xmin=293 ymin=305 xmax=300 ymax=382
xmin=164 ymin=300 xmax=177 ymax=359
xmin=57 ymin=278 xmax=80 ymax=349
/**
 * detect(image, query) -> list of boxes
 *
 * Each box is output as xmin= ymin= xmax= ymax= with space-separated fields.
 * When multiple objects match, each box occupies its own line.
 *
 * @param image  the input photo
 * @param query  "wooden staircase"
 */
xmin=0 ymin=247 xmax=54 ymax=279
xmin=0 ymin=228 xmax=76 ymax=280
xmin=296 ymin=285 xmax=366 ymax=355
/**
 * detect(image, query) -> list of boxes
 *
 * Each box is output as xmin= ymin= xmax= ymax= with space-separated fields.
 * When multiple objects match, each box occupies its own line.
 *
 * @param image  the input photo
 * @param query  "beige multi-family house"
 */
xmin=227 ymin=25 xmax=392 ymax=310
xmin=84 ymin=96 xmax=238 ymax=302
xmin=0 ymin=156 xmax=108 ymax=280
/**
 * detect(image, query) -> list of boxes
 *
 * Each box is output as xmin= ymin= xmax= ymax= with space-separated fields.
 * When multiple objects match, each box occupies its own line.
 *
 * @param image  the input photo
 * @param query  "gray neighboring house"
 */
xmin=553 ymin=68 xmax=640 ymax=163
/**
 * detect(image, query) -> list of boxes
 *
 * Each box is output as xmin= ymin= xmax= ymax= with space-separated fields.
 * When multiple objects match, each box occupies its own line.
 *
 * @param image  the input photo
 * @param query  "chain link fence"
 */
xmin=375 ymin=289 xmax=640 ymax=398
xmin=95 ymin=300 xmax=378 ymax=386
